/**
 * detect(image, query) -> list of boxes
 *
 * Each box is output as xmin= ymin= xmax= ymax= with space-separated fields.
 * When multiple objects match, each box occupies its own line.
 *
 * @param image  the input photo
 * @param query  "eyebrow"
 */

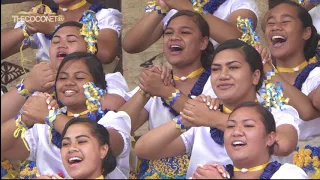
xmin=212 ymin=61 xmax=242 ymax=66
xmin=52 ymin=34 xmax=79 ymax=39
xmin=62 ymin=134 xmax=90 ymax=140
xmin=166 ymin=26 xmax=193 ymax=30
xmin=59 ymin=71 xmax=89 ymax=75
xmin=267 ymin=14 xmax=294 ymax=21
xmin=228 ymin=119 xmax=256 ymax=123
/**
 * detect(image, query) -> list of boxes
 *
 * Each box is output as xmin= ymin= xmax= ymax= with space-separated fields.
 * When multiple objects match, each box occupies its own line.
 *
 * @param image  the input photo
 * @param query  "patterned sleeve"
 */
xmin=96 ymin=8 xmax=122 ymax=37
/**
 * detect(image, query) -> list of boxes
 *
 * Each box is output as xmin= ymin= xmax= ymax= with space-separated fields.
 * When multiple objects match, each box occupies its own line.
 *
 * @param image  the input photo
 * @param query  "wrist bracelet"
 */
xmin=16 ymin=79 xmax=31 ymax=98
xmin=165 ymin=89 xmax=181 ymax=106
xmin=173 ymin=115 xmax=189 ymax=132
xmin=265 ymin=68 xmax=277 ymax=82
xmin=192 ymin=0 xmax=209 ymax=15
xmin=139 ymin=88 xmax=151 ymax=98
xmin=145 ymin=1 xmax=167 ymax=16
xmin=13 ymin=114 xmax=30 ymax=151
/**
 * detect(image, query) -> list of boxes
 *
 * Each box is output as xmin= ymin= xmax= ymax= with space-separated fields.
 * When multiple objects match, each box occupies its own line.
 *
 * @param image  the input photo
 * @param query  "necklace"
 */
xmin=276 ymin=61 xmax=308 ymax=73
xmin=67 ymin=107 xmax=97 ymax=117
xmin=59 ymin=0 xmax=87 ymax=12
xmin=223 ymin=106 xmax=232 ymax=114
xmin=173 ymin=67 xmax=204 ymax=81
xmin=234 ymin=161 xmax=270 ymax=173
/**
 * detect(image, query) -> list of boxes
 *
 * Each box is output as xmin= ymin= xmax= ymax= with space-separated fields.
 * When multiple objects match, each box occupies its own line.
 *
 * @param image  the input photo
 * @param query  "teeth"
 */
xmin=65 ymin=90 xmax=75 ymax=93
xmin=272 ymin=36 xmax=286 ymax=40
xmin=232 ymin=141 xmax=245 ymax=145
xmin=68 ymin=157 xmax=82 ymax=162
xmin=170 ymin=45 xmax=182 ymax=48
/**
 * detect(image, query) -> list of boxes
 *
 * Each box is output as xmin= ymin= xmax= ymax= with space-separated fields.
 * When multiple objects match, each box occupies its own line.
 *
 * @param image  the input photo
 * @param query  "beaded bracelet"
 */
xmin=138 ymin=88 xmax=151 ymax=98
xmin=265 ymin=67 xmax=277 ymax=82
xmin=173 ymin=115 xmax=189 ymax=132
xmin=145 ymin=1 xmax=167 ymax=16
xmin=13 ymin=114 xmax=30 ymax=151
xmin=165 ymin=89 xmax=181 ymax=106
xmin=192 ymin=0 xmax=209 ymax=15
xmin=45 ymin=109 xmax=62 ymax=143
xmin=16 ymin=79 xmax=31 ymax=98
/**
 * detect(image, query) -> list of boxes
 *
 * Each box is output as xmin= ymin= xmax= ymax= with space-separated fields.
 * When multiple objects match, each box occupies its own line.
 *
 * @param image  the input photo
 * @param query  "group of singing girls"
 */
xmin=1 ymin=0 xmax=319 ymax=179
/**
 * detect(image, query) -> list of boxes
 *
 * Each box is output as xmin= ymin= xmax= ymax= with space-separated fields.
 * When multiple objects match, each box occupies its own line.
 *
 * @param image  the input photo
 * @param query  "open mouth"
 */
xmin=68 ymin=157 xmax=83 ymax=166
xmin=63 ymin=90 xmax=77 ymax=97
xmin=271 ymin=35 xmax=286 ymax=47
xmin=57 ymin=52 xmax=68 ymax=59
xmin=169 ymin=45 xmax=183 ymax=52
xmin=232 ymin=140 xmax=247 ymax=147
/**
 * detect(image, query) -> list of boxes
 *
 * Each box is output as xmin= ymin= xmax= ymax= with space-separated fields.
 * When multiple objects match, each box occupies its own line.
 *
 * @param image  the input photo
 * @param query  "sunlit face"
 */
xmin=163 ymin=15 xmax=208 ymax=68
xmin=210 ymin=48 xmax=259 ymax=104
xmin=49 ymin=26 xmax=87 ymax=69
xmin=264 ymin=4 xmax=310 ymax=60
xmin=56 ymin=60 xmax=94 ymax=111
xmin=224 ymin=107 xmax=274 ymax=163
xmin=61 ymin=123 xmax=108 ymax=179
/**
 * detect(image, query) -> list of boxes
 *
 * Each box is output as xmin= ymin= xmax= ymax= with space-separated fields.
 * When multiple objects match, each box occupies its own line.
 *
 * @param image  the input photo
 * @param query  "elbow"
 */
xmin=122 ymin=37 xmax=144 ymax=54
xmin=299 ymin=108 xmax=319 ymax=121
xmin=134 ymin=140 xmax=158 ymax=160
xmin=97 ymin=51 xmax=117 ymax=64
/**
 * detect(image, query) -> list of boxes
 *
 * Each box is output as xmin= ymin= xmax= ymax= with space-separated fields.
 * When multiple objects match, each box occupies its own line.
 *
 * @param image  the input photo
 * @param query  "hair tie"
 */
xmin=237 ymin=16 xmax=260 ymax=47
xmin=83 ymin=82 xmax=106 ymax=120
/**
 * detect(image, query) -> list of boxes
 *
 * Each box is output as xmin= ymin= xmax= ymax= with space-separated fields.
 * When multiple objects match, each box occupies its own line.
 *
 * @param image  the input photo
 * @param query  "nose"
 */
xmin=232 ymin=125 xmax=244 ymax=137
xmin=170 ymin=32 xmax=181 ymax=41
xmin=68 ymin=146 xmax=79 ymax=154
xmin=58 ymin=42 xmax=67 ymax=49
xmin=271 ymin=22 xmax=282 ymax=32
xmin=64 ymin=78 xmax=76 ymax=86
xmin=218 ymin=68 xmax=231 ymax=80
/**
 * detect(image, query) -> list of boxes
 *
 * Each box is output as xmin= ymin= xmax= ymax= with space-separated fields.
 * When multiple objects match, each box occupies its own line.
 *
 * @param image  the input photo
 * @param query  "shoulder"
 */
xmin=96 ymin=8 xmax=122 ymax=20
xmin=271 ymin=163 xmax=308 ymax=179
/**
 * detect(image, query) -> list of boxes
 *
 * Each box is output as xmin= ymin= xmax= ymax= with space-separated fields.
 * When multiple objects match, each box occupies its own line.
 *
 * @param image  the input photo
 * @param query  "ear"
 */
xmin=302 ymin=27 xmax=312 ymax=40
xmin=100 ymin=144 xmax=109 ymax=159
xmin=266 ymin=131 xmax=276 ymax=147
xmin=252 ymin=69 xmax=261 ymax=86
xmin=200 ymin=36 xmax=209 ymax=51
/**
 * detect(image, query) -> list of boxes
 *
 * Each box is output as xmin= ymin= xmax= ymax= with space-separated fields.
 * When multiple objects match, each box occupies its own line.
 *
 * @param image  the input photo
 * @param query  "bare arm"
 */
xmin=119 ymin=90 xmax=150 ymax=134
xmin=96 ymin=29 xmax=119 ymax=64
xmin=309 ymin=86 xmax=320 ymax=111
xmin=101 ymin=94 xmax=126 ymax=111
xmin=1 ymin=29 xmax=31 ymax=60
xmin=135 ymin=120 xmax=186 ymax=160
xmin=1 ymin=119 xmax=30 ymax=161
xmin=273 ymin=124 xmax=298 ymax=156
xmin=122 ymin=12 xmax=164 ymax=53
xmin=270 ymin=75 xmax=320 ymax=120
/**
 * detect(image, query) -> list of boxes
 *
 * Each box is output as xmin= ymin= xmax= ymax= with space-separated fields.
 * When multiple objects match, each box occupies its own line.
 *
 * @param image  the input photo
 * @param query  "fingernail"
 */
xmin=214 ymin=106 xmax=218 ymax=110
xmin=203 ymin=98 xmax=206 ymax=102
xmin=218 ymin=168 xmax=223 ymax=173
xmin=36 ymin=174 xmax=40 ymax=177
xmin=209 ymin=105 xmax=213 ymax=110
xmin=180 ymin=112 xmax=183 ymax=115
xmin=197 ymin=164 xmax=203 ymax=168
xmin=190 ymin=95 xmax=196 ymax=99
xmin=52 ymin=107 xmax=55 ymax=110
xmin=207 ymin=102 xmax=210 ymax=106
xmin=48 ymin=106 xmax=51 ymax=110
xmin=222 ymin=173 xmax=226 ymax=178
xmin=227 ymin=174 xmax=230 ymax=179
xmin=189 ymin=177 xmax=193 ymax=179
xmin=46 ymin=99 xmax=50 ymax=104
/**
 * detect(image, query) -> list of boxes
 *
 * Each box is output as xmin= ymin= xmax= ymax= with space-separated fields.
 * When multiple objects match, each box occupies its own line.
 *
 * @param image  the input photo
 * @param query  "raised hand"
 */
xmin=191 ymin=163 xmax=230 ymax=179
xmin=191 ymin=94 xmax=220 ymax=110
xmin=161 ymin=0 xmax=193 ymax=11
xmin=149 ymin=65 xmax=173 ymax=86
xmin=23 ymin=62 xmax=56 ymax=93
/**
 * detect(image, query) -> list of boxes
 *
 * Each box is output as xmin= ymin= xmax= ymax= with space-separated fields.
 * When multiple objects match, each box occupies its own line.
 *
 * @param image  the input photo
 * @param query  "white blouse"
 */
xmin=298 ymin=67 xmax=320 ymax=140
xmin=105 ymin=72 xmax=129 ymax=99
xmin=180 ymin=104 xmax=300 ymax=178
xmin=162 ymin=0 xmax=259 ymax=48
xmin=14 ymin=8 xmax=122 ymax=61
xmin=271 ymin=163 xmax=308 ymax=179
xmin=24 ymin=111 xmax=131 ymax=179
xmin=310 ymin=6 xmax=320 ymax=33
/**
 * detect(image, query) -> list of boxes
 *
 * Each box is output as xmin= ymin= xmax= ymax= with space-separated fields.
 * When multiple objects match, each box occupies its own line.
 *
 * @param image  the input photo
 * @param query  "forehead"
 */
xmin=268 ymin=4 xmax=298 ymax=18
xmin=60 ymin=59 xmax=89 ymax=73
xmin=213 ymin=48 xmax=246 ymax=64
xmin=55 ymin=26 xmax=82 ymax=36
xmin=65 ymin=123 xmax=91 ymax=136
xmin=229 ymin=107 xmax=261 ymax=121
xmin=167 ymin=15 xmax=197 ymax=29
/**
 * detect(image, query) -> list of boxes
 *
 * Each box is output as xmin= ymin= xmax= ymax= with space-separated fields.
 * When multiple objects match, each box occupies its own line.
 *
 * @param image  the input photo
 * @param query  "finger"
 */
xmin=160 ymin=66 xmax=167 ymax=80
xmin=43 ymin=81 xmax=56 ymax=91
xmin=182 ymin=108 xmax=195 ymax=117
xmin=199 ymin=94 xmax=207 ymax=102
xmin=180 ymin=111 xmax=195 ymax=124
xmin=44 ymin=73 xmax=57 ymax=83
xmin=206 ymin=96 xmax=211 ymax=107
xmin=192 ymin=171 xmax=205 ymax=179
xmin=138 ymin=83 xmax=146 ymax=92
xmin=192 ymin=95 xmax=203 ymax=102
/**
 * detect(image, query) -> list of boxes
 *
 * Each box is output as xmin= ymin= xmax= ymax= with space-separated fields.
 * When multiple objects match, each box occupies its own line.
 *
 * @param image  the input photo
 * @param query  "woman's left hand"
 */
xmin=180 ymin=99 xmax=216 ymax=128
xmin=191 ymin=163 xmax=230 ymax=179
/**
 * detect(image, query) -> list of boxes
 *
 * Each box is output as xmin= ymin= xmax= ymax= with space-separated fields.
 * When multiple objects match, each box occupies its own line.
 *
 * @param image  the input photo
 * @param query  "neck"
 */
xmin=67 ymin=105 xmax=88 ymax=115
xmin=222 ymin=89 xmax=257 ymax=111
xmin=59 ymin=0 xmax=85 ymax=8
xmin=275 ymin=52 xmax=305 ymax=68
xmin=172 ymin=60 xmax=202 ymax=78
